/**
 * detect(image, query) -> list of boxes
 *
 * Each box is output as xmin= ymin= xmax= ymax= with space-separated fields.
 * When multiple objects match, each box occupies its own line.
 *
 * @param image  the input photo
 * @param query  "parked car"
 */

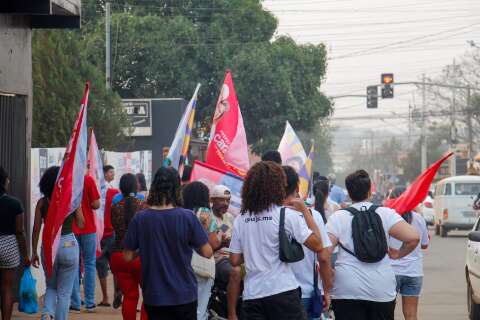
xmin=465 ymin=218 xmax=480 ymax=319
xmin=434 ymin=176 xmax=480 ymax=238
xmin=420 ymin=191 xmax=435 ymax=226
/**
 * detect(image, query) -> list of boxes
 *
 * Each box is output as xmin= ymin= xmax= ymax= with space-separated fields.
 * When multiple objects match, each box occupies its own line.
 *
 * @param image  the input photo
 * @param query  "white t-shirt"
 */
xmin=326 ymin=202 xmax=404 ymax=302
xmin=292 ymin=209 xmax=332 ymax=298
xmin=390 ymin=212 xmax=429 ymax=277
xmin=229 ymin=205 xmax=313 ymax=300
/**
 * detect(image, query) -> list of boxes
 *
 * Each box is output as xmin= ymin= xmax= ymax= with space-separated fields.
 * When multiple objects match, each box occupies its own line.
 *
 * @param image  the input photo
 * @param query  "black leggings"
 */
xmin=144 ymin=301 xmax=197 ymax=320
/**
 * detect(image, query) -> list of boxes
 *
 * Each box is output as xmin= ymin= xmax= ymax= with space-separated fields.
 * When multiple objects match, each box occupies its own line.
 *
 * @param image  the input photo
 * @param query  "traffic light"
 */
xmin=367 ymin=86 xmax=378 ymax=109
xmin=381 ymin=73 xmax=394 ymax=98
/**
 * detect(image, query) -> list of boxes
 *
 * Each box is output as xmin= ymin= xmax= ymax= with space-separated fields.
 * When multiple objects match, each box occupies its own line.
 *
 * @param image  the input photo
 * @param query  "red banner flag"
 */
xmin=385 ymin=152 xmax=453 ymax=214
xmin=42 ymin=82 xmax=90 ymax=276
xmin=206 ymin=70 xmax=250 ymax=177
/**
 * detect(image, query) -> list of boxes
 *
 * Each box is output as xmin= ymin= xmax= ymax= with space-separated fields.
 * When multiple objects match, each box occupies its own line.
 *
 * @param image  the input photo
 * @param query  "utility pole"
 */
xmin=451 ymin=59 xmax=456 ymax=146
xmin=105 ymin=2 xmax=111 ymax=89
xmin=421 ymin=74 xmax=427 ymax=172
xmin=467 ymin=87 xmax=473 ymax=158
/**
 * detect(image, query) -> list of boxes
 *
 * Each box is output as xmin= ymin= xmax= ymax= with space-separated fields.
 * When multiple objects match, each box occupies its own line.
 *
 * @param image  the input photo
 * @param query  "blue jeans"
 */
xmin=70 ymin=233 xmax=97 ymax=309
xmin=302 ymin=297 xmax=322 ymax=320
xmin=196 ymin=275 xmax=214 ymax=320
xmin=42 ymin=233 xmax=79 ymax=320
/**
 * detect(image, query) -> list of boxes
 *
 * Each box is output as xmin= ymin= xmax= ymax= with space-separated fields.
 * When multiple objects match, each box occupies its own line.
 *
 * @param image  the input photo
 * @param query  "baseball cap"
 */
xmin=211 ymin=185 xmax=231 ymax=198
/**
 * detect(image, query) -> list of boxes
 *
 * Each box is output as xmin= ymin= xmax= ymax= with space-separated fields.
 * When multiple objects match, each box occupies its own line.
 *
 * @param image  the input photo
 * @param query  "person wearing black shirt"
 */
xmin=0 ymin=166 xmax=29 ymax=320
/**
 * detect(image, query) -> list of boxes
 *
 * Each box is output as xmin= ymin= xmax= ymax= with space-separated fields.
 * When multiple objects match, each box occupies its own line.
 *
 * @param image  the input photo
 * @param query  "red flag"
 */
xmin=42 ymin=82 xmax=90 ymax=276
xmin=385 ymin=152 xmax=453 ymax=214
xmin=87 ymin=130 xmax=107 ymax=257
xmin=206 ymin=70 xmax=250 ymax=177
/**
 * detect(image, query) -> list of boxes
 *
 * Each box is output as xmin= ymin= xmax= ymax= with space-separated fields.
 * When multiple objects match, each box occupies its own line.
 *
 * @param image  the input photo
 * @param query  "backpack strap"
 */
xmin=338 ymin=241 xmax=356 ymax=257
xmin=343 ymin=206 xmax=359 ymax=215
xmin=280 ymin=207 xmax=286 ymax=234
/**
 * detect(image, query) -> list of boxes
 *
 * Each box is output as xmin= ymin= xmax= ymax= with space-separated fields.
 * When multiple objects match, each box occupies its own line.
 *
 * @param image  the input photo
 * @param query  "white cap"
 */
xmin=211 ymin=185 xmax=231 ymax=199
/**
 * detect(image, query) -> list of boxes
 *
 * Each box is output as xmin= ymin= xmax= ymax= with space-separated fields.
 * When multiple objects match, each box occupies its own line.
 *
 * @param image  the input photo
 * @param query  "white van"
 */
xmin=434 ymin=175 xmax=480 ymax=237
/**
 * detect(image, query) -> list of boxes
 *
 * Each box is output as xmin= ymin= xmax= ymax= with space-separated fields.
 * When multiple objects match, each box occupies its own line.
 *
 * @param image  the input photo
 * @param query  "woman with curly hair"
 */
xmin=229 ymin=161 xmax=325 ymax=320
xmin=123 ymin=167 xmax=213 ymax=319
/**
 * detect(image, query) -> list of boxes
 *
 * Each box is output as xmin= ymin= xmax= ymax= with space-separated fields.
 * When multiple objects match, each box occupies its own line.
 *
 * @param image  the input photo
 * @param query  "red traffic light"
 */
xmin=381 ymin=73 xmax=394 ymax=85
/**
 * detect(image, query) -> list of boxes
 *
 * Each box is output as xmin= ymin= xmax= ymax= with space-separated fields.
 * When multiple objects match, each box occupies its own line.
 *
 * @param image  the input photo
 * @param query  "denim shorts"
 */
xmin=395 ymin=275 xmax=423 ymax=297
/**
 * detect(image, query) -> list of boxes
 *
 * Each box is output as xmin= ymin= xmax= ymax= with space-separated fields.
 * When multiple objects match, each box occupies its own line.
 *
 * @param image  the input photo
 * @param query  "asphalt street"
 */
xmin=395 ymin=229 xmax=470 ymax=320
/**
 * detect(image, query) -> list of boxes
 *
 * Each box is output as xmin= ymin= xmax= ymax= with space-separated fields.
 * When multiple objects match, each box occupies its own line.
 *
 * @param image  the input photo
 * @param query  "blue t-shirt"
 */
xmin=330 ymin=184 xmax=346 ymax=204
xmin=124 ymin=207 xmax=208 ymax=306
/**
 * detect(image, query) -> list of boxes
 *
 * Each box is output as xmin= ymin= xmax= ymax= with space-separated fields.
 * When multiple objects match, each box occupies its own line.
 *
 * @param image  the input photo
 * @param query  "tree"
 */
xmin=399 ymin=124 xmax=451 ymax=182
xmin=80 ymin=0 xmax=331 ymax=152
xmin=32 ymin=30 xmax=129 ymax=149
xmin=422 ymin=49 xmax=480 ymax=152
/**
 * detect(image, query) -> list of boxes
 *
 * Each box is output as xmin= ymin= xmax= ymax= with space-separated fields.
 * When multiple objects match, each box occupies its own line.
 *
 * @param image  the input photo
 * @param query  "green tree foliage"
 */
xmin=81 ymin=0 xmax=331 ymax=152
xmin=32 ymin=30 xmax=129 ymax=149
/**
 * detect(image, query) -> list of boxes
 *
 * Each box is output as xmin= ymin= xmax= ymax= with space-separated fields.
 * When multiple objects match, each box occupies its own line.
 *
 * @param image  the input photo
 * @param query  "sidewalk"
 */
xmin=13 ymin=275 xmax=125 ymax=320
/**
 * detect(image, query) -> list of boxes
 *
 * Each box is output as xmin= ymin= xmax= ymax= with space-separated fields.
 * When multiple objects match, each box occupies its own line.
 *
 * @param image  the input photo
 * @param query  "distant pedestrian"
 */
xmin=326 ymin=170 xmax=420 ymax=320
xmin=182 ymin=181 xmax=221 ymax=320
xmin=284 ymin=166 xmax=333 ymax=320
xmin=0 ymin=166 xmax=29 ymax=320
xmin=103 ymin=165 xmax=115 ymax=188
xmin=261 ymin=150 xmax=282 ymax=164
xmin=388 ymin=187 xmax=430 ymax=320
xmin=97 ymin=165 xmax=121 ymax=308
xmin=123 ymin=167 xmax=213 ymax=319
xmin=31 ymin=166 xmax=84 ymax=320
xmin=327 ymin=173 xmax=347 ymax=208
xmin=109 ymin=173 xmax=147 ymax=320
xmin=229 ymin=161 xmax=326 ymax=320
xmin=70 ymin=174 xmax=101 ymax=313
xmin=136 ymin=173 xmax=148 ymax=198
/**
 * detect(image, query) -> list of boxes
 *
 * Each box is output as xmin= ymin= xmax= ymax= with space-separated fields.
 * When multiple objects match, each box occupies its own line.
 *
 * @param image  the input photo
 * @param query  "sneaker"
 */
xmin=69 ymin=307 xmax=81 ymax=314
xmin=85 ymin=305 xmax=97 ymax=313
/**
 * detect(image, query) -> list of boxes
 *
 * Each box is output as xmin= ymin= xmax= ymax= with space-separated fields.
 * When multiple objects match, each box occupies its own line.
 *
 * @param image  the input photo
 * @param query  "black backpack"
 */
xmin=338 ymin=205 xmax=388 ymax=263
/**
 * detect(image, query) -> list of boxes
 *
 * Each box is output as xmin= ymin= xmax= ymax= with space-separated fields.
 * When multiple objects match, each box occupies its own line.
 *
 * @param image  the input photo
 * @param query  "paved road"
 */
xmin=13 ymin=228 xmax=471 ymax=320
xmin=395 ymin=229 xmax=469 ymax=320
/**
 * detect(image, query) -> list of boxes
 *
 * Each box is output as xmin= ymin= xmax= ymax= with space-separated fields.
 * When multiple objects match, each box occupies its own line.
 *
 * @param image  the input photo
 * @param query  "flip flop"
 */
xmin=98 ymin=302 xmax=111 ymax=307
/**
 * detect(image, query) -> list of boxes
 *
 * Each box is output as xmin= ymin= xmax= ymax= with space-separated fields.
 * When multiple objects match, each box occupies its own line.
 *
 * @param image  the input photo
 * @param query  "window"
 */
xmin=444 ymin=183 xmax=452 ymax=196
xmin=436 ymin=184 xmax=443 ymax=196
xmin=454 ymin=183 xmax=480 ymax=196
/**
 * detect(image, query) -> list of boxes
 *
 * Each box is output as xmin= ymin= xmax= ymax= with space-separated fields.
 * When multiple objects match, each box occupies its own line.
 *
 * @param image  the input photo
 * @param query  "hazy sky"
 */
xmin=263 ymin=0 xmax=480 ymax=139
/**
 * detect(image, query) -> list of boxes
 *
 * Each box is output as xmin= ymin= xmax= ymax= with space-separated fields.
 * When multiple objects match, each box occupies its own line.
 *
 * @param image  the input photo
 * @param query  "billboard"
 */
xmin=122 ymin=99 xmax=152 ymax=136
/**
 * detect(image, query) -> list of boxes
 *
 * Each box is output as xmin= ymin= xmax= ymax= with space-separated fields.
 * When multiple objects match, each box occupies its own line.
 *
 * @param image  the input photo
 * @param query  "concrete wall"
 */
xmin=0 ymin=13 xmax=32 ymax=219
xmin=0 ymin=14 xmax=32 ymax=96
xmin=0 ymin=13 xmax=34 ymax=295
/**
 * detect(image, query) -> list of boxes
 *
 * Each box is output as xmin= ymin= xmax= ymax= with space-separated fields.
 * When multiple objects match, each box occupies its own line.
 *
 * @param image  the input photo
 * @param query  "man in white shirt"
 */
xmin=326 ymin=170 xmax=420 ymax=320
xmin=282 ymin=166 xmax=333 ymax=320
xmin=229 ymin=161 xmax=327 ymax=320
xmin=210 ymin=185 xmax=240 ymax=320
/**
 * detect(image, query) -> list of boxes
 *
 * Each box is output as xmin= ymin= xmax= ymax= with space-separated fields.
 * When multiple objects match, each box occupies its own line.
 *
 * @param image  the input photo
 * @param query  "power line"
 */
xmin=330 ymin=22 xmax=480 ymax=60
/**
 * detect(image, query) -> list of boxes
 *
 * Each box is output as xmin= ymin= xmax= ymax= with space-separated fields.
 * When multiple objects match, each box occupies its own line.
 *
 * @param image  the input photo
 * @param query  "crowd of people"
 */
xmin=0 ymin=149 xmax=432 ymax=320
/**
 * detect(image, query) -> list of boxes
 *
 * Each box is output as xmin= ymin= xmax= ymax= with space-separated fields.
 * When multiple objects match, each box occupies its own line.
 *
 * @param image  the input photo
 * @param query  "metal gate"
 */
xmin=0 ymin=93 xmax=28 ymax=213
